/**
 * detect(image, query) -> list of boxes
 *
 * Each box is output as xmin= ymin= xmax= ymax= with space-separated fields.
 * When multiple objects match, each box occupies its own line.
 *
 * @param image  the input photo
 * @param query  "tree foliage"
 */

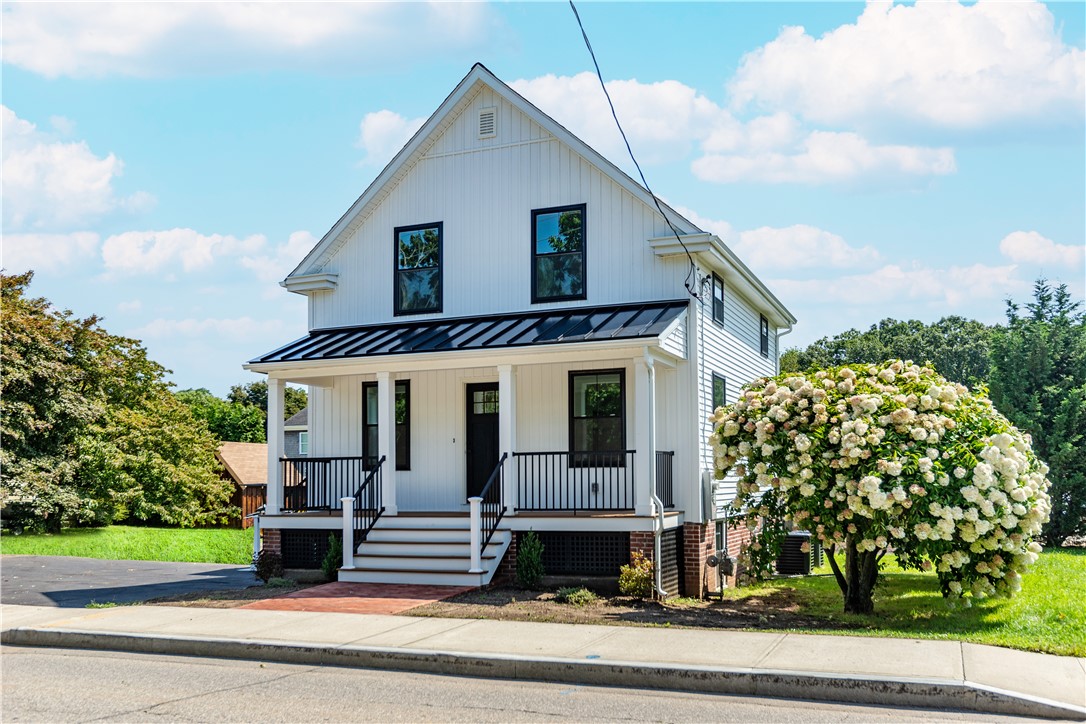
xmin=175 ymin=388 xmax=266 ymax=443
xmin=227 ymin=381 xmax=307 ymax=422
xmin=989 ymin=280 xmax=1086 ymax=543
xmin=782 ymin=317 xmax=993 ymax=387
xmin=711 ymin=360 xmax=1050 ymax=614
xmin=0 ymin=271 xmax=234 ymax=531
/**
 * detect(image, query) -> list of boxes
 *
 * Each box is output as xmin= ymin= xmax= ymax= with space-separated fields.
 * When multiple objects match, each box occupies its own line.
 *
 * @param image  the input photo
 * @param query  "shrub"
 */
xmin=555 ymin=586 xmax=598 ymax=606
xmin=516 ymin=531 xmax=545 ymax=588
xmin=254 ymin=549 xmax=283 ymax=583
xmin=321 ymin=533 xmax=343 ymax=581
xmin=266 ymin=577 xmax=295 ymax=588
xmin=619 ymin=551 xmax=654 ymax=598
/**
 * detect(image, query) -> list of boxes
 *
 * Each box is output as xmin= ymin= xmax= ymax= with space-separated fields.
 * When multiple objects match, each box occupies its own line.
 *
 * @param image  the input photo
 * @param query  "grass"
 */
xmin=0 ymin=525 xmax=253 ymax=565
xmin=707 ymin=548 xmax=1086 ymax=657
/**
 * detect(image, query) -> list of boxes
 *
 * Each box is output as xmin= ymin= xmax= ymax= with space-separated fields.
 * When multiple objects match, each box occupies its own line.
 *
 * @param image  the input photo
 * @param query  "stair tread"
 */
xmin=355 ymin=553 xmax=497 ymax=560
xmin=346 ymin=567 xmax=491 ymax=574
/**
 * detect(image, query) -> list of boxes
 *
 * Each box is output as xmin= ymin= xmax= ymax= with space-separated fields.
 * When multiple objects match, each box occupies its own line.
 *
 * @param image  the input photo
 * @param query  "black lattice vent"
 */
xmin=281 ymin=529 xmax=341 ymax=569
xmin=659 ymin=527 xmax=683 ymax=596
xmin=536 ymin=532 xmax=630 ymax=576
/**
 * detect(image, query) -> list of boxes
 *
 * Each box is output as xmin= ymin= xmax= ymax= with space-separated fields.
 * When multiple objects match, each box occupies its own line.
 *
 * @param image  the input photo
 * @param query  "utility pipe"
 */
xmin=642 ymin=348 xmax=667 ymax=599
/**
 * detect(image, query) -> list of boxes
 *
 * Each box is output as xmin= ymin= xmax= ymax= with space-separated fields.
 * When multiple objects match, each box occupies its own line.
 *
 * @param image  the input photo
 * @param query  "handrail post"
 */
xmin=340 ymin=496 xmax=354 ymax=570
xmin=250 ymin=514 xmax=261 ymax=567
xmin=468 ymin=496 xmax=484 ymax=573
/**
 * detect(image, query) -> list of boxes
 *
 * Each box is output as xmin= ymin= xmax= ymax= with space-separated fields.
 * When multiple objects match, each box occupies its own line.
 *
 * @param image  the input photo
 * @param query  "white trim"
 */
xmin=508 ymin=512 xmax=684 ymax=533
xmin=281 ymin=273 xmax=338 ymax=295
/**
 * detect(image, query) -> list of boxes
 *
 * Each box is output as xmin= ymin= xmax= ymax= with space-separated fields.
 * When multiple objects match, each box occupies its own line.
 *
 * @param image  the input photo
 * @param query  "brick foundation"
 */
xmin=494 ymin=530 xmax=519 ymax=584
xmin=719 ymin=518 xmax=754 ymax=589
xmin=261 ymin=528 xmax=282 ymax=556
xmin=629 ymin=531 xmax=654 ymax=561
xmin=683 ymin=522 xmax=714 ymax=598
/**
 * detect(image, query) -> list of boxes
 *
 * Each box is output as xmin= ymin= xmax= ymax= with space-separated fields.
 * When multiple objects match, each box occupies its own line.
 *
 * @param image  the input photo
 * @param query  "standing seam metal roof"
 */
xmin=249 ymin=300 xmax=688 ymax=365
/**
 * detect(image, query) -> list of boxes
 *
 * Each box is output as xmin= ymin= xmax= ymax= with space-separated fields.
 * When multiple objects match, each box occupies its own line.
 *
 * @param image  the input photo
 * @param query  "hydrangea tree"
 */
xmin=710 ymin=360 xmax=1051 ymax=614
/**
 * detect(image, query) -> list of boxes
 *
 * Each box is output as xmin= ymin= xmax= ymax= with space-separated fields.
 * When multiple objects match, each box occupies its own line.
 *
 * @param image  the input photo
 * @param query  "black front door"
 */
xmin=466 ymin=383 xmax=500 ymax=499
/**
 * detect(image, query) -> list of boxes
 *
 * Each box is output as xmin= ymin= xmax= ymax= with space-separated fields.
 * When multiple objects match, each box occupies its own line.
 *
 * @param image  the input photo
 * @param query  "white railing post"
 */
xmin=498 ymin=364 xmax=517 ymax=514
xmin=251 ymin=515 xmax=261 ymax=566
xmin=266 ymin=377 xmax=285 ymax=514
xmin=468 ymin=496 xmax=483 ymax=573
xmin=341 ymin=496 xmax=354 ymax=570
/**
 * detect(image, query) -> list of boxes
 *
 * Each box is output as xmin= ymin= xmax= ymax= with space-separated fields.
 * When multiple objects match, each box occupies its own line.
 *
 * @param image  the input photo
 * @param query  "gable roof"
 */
xmin=216 ymin=442 xmax=268 ymax=487
xmin=284 ymin=406 xmax=308 ymax=429
xmin=286 ymin=63 xmax=702 ymax=281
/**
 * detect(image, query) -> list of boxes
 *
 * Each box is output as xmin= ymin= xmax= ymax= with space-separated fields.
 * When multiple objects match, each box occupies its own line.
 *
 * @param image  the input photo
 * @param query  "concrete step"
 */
xmin=376 ymin=515 xmax=472 ymax=530
xmin=352 ymin=553 xmax=496 ymax=572
xmin=337 ymin=567 xmax=490 ymax=587
xmin=359 ymin=540 xmax=507 ymax=557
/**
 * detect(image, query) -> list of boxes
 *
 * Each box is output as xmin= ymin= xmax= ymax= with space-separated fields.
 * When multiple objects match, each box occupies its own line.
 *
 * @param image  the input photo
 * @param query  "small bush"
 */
xmin=254 ymin=549 xmax=284 ymax=583
xmin=516 ymin=531 xmax=545 ymax=588
xmin=556 ymin=586 xmax=598 ymax=606
xmin=321 ymin=533 xmax=343 ymax=581
xmin=266 ymin=577 xmax=295 ymax=588
xmin=619 ymin=551 xmax=654 ymax=598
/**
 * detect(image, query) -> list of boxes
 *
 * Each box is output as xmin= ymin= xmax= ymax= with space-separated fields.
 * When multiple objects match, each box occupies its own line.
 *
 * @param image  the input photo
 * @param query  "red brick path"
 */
xmin=240 ymin=582 xmax=472 ymax=615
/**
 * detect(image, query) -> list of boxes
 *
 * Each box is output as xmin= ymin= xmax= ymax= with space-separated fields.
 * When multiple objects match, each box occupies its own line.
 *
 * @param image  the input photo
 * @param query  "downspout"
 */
xmin=774 ymin=323 xmax=794 ymax=374
xmin=643 ymin=349 xmax=667 ymax=599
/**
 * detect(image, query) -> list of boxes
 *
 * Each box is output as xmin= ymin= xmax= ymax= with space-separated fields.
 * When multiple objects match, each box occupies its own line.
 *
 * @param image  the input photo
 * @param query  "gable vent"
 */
xmin=478 ymin=107 xmax=497 ymax=139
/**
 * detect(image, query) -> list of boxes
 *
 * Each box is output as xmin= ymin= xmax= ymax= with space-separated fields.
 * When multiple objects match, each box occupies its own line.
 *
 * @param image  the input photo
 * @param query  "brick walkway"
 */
xmin=240 ymin=582 xmax=472 ymax=615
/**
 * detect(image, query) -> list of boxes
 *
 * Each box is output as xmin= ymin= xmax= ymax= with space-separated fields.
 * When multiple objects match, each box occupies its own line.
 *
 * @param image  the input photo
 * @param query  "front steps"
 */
xmin=337 ymin=512 xmax=511 ymax=587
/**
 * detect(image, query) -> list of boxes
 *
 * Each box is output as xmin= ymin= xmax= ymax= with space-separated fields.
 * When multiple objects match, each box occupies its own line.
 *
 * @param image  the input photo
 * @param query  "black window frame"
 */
xmin=393 ymin=222 xmax=443 ymax=316
xmin=568 ymin=368 xmax=626 ymax=468
xmin=362 ymin=380 xmax=411 ymax=471
xmin=760 ymin=314 xmax=770 ymax=357
xmin=711 ymin=273 xmax=725 ymax=326
xmin=531 ymin=203 xmax=587 ymax=303
xmin=712 ymin=372 xmax=727 ymax=411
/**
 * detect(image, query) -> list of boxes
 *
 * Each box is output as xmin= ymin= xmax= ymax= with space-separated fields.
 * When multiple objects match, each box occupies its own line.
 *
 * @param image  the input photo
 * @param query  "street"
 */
xmin=1 ymin=647 xmax=1035 ymax=723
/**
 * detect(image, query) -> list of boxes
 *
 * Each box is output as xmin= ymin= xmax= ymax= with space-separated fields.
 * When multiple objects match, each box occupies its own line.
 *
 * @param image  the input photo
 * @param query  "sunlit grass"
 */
xmin=716 ymin=549 xmax=1085 ymax=656
xmin=0 ymin=525 xmax=252 ymax=565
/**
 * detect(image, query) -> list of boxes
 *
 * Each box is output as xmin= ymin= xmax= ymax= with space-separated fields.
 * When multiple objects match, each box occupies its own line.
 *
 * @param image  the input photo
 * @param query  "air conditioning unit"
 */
xmin=775 ymin=531 xmax=823 ymax=575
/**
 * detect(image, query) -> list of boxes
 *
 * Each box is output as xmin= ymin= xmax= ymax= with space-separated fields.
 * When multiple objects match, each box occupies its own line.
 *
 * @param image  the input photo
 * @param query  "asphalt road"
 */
xmin=0 ymin=555 xmax=255 ymax=607
xmin=1 ymin=647 xmax=1036 ymax=724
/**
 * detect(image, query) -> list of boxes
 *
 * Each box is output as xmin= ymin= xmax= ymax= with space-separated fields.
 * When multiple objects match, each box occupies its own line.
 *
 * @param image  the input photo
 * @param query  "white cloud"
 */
xmin=692 ymin=130 xmax=955 ymax=184
xmin=101 ymin=228 xmax=265 ymax=276
xmin=117 ymin=299 xmax=142 ymax=313
xmin=239 ymin=230 xmax=318 ymax=283
xmin=999 ymin=230 xmax=1085 ymax=269
xmin=730 ymin=1 xmax=1085 ymax=129
xmin=1 ymin=106 xmax=153 ymax=231
xmin=131 ymin=316 xmax=285 ymax=340
xmin=0 ymin=231 xmax=100 ymax=273
xmin=2 ymin=3 xmax=499 ymax=78
xmin=356 ymin=111 xmax=426 ymax=167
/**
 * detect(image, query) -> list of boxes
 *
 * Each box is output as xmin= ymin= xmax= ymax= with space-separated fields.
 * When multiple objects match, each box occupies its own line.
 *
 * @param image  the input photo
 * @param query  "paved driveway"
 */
xmin=1 ymin=556 xmax=256 ymax=608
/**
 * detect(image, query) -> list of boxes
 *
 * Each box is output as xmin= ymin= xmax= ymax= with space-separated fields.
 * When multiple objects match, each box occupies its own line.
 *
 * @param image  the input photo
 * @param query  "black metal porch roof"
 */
xmin=250 ymin=300 xmax=688 ymax=365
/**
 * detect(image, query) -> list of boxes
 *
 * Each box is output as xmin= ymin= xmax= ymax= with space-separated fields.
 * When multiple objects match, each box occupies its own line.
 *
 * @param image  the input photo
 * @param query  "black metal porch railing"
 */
xmin=353 ymin=456 xmax=385 ymax=549
xmin=656 ymin=450 xmax=675 ymax=509
xmin=280 ymin=456 xmax=372 ymax=512
xmin=477 ymin=453 xmax=507 ymax=552
xmin=514 ymin=450 xmax=635 ymax=512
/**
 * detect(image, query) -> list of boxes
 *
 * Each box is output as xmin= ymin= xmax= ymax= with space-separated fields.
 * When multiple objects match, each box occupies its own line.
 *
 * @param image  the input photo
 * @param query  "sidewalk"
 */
xmin=2 ymin=603 xmax=1083 ymax=720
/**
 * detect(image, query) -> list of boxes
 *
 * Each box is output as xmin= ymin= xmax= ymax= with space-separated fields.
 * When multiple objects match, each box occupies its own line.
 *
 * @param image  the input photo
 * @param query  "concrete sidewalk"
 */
xmin=2 ymin=603 xmax=1083 ymax=720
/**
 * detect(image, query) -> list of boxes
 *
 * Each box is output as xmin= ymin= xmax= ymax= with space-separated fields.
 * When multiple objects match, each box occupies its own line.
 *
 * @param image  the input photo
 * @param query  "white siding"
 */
xmin=309 ymin=85 xmax=689 ymax=330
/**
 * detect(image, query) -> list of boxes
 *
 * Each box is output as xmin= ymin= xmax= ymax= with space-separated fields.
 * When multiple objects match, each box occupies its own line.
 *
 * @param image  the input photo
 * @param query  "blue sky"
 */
xmin=3 ymin=1 xmax=1084 ymax=394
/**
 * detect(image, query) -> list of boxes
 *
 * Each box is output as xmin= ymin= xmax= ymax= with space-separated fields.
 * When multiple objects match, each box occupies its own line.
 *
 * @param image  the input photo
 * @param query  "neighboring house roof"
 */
xmin=284 ymin=406 xmax=308 ymax=430
xmin=216 ymin=442 xmax=268 ymax=486
xmin=249 ymin=300 xmax=688 ymax=365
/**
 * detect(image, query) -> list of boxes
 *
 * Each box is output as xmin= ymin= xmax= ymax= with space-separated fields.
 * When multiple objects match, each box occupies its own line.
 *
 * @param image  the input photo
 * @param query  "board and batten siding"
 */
xmin=308 ymin=84 xmax=691 ymax=331
xmin=693 ymin=265 xmax=778 ymax=518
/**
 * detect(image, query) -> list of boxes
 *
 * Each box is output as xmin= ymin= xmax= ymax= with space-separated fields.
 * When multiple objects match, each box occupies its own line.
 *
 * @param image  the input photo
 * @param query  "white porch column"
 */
xmin=498 ymin=364 xmax=517 ymax=514
xmin=340 ymin=497 xmax=354 ymax=569
xmin=377 ymin=371 xmax=398 ymax=515
xmin=266 ymin=377 xmax=284 ymax=515
xmin=633 ymin=354 xmax=656 ymax=517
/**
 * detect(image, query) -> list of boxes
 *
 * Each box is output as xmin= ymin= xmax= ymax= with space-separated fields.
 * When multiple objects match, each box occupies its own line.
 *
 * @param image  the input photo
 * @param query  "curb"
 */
xmin=4 ymin=627 xmax=1084 ymax=721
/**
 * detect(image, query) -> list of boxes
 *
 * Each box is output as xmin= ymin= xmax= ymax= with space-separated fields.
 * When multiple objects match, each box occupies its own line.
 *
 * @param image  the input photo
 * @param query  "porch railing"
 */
xmin=280 ymin=456 xmax=372 ymax=512
xmin=656 ymin=450 xmax=675 ymax=509
xmin=478 ymin=453 xmax=507 ymax=552
xmin=514 ymin=450 xmax=635 ymax=512
xmin=353 ymin=456 xmax=385 ymax=549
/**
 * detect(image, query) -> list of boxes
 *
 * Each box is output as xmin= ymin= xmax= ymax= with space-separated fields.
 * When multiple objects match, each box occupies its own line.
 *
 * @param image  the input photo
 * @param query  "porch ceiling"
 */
xmin=248 ymin=300 xmax=688 ymax=367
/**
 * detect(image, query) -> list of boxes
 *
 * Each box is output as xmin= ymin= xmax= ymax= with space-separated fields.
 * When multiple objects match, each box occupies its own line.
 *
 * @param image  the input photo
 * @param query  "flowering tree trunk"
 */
xmin=826 ymin=540 xmax=881 ymax=614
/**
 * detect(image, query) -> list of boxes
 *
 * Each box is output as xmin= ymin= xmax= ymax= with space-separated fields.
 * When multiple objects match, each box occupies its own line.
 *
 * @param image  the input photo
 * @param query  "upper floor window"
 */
xmin=395 ymin=223 xmax=442 ymax=315
xmin=532 ymin=204 xmax=586 ymax=302
xmin=712 ymin=373 xmax=727 ymax=411
xmin=760 ymin=315 xmax=770 ymax=357
xmin=711 ymin=273 xmax=725 ymax=325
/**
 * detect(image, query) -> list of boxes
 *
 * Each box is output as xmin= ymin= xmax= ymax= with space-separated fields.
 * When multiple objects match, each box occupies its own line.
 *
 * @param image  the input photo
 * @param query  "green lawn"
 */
xmin=715 ymin=549 xmax=1085 ymax=657
xmin=0 ymin=525 xmax=252 ymax=565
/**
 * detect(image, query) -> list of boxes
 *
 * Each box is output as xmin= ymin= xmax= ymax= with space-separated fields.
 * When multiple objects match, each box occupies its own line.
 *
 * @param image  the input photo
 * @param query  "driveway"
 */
xmin=1 ymin=556 xmax=256 ymax=608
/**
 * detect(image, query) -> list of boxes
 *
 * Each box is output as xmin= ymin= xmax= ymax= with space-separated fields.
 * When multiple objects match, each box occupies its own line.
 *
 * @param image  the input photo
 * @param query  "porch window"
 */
xmin=569 ymin=370 xmax=625 ymax=466
xmin=711 ymin=273 xmax=725 ymax=325
xmin=760 ymin=314 xmax=770 ymax=357
xmin=532 ymin=204 xmax=586 ymax=302
xmin=712 ymin=373 xmax=726 ymax=411
xmin=394 ymin=223 xmax=442 ymax=315
xmin=362 ymin=381 xmax=411 ymax=470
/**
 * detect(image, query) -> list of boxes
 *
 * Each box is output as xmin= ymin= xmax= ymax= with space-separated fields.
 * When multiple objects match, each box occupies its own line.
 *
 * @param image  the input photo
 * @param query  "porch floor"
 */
xmin=241 ymin=582 xmax=471 ymax=615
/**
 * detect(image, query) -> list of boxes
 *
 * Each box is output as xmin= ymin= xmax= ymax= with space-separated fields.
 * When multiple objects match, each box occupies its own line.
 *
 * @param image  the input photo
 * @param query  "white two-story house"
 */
xmin=245 ymin=64 xmax=795 ymax=597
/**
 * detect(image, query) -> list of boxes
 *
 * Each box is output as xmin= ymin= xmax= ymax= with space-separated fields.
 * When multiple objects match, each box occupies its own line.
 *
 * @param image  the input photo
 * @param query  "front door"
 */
xmin=466 ymin=383 xmax=500 ymax=499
